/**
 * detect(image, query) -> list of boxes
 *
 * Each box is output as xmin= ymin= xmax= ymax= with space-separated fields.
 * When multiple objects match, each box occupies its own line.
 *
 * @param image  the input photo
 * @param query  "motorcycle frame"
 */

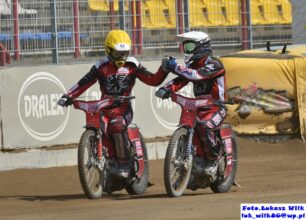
xmin=72 ymin=97 xmax=145 ymax=178
xmin=170 ymin=93 xmax=234 ymax=178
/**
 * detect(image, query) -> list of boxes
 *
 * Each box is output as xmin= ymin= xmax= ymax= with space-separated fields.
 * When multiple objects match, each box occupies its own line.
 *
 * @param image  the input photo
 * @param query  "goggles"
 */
xmin=182 ymin=41 xmax=198 ymax=54
xmin=112 ymin=50 xmax=129 ymax=59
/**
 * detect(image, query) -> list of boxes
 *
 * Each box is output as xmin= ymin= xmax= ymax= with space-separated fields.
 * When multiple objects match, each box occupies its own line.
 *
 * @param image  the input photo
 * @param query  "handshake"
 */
xmin=161 ymin=56 xmax=177 ymax=72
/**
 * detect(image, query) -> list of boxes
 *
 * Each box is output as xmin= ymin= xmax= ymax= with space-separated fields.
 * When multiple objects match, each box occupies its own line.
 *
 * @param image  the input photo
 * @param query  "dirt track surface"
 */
xmin=1 ymin=137 xmax=306 ymax=220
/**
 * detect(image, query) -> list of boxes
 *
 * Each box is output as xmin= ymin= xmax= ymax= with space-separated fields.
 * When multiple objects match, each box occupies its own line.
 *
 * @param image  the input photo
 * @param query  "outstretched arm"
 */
xmin=162 ymin=76 xmax=189 ymax=93
xmin=135 ymin=64 xmax=169 ymax=87
xmin=155 ymin=76 xmax=188 ymax=99
xmin=163 ymin=57 xmax=225 ymax=81
xmin=67 ymin=65 xmax=98 ymax=98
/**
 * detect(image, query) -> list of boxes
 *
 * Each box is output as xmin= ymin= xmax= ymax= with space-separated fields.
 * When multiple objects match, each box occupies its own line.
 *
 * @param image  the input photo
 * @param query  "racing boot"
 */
xmin=117 ymin=162 xmax=131 ymax=179
xmin=109 ymin=117 xmax=132 ymax=179
xmin=112 ymin=132 xmax=131 ymax=179
xmin=203 ymin=159 xmax=218 ymax=178
xmin=203 ymin=130 xmax=220 ymax=179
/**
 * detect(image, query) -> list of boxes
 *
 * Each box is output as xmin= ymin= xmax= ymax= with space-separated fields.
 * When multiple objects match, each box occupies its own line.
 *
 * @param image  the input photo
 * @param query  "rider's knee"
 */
xmin=108 ymin=116 xmax=127 ymax=134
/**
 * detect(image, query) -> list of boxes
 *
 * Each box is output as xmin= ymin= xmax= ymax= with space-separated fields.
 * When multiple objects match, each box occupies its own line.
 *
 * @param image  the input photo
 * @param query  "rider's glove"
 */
xmin=57 ymin=94 xmax=73 ymax=107
xmin=155 ymin=88 xmax=171 ymax=100
xmin=114 ymin=96 xmax=124 ymax=105
xmin=161 ymin=56 xmax=177 ymax=72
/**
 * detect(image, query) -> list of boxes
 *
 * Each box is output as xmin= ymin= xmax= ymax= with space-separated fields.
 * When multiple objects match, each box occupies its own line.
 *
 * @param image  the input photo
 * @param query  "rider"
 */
xmin=156 ymin=31 xmax=226 ymax=178
xmin=60 ymin=29 xmax=169 ymax=178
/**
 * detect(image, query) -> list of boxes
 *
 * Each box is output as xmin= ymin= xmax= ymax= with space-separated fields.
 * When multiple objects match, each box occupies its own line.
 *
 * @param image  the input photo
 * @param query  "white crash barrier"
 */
xmin=0 ymin=61 xmax=180 ymax=150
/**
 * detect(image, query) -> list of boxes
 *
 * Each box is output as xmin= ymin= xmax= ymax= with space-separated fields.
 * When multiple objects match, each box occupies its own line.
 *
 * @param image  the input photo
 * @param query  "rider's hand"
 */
xmin=113 ymin=96 xmax=123 ymax=105
xmin=57 ymin=94 xmax=73 ymax=107
xmin=161 ymin=56 xmax=177 ymax=72
xmin=113 ymin=96 xmax=131 ymax=105
xmin=155 ymin=88 xmax=171 ymax=100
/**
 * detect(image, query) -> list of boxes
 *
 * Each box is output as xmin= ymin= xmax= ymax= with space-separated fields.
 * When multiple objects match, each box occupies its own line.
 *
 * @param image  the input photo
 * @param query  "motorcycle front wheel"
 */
xmin=164 ymin=127 xmax=192 ymax=197
xmin=78 ymin=129 xmax=103 ymax=199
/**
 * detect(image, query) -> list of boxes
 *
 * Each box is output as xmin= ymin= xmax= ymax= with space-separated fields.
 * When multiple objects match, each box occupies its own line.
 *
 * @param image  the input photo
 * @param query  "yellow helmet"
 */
xmin=104 ymin=29 xmax=131 ymax=67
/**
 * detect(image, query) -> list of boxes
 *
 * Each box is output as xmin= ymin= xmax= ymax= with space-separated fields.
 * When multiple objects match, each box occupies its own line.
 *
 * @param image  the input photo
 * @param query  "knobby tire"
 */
xmin=78 ymin=129 xmax=103 ymax=199
xmin=164 ymin=127 xmax=192 ymax=197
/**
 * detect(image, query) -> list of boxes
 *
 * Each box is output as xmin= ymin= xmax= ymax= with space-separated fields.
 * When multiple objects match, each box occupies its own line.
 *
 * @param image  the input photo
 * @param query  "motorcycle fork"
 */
xmin=95 ymin=129 xmax=107 ymax=172
xmin=96 ymin=130 xmax=103 ymax=160
xmin=186 ymin=127 xmax=196 ymax=158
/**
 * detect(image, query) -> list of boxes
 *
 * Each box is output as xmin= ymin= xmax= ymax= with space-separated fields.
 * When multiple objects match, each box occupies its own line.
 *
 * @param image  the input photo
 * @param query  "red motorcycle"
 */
xmin=155 ymin=90 xmax=238 ymax=197
xmin=58 ymin=96 xmax=149 ymax=199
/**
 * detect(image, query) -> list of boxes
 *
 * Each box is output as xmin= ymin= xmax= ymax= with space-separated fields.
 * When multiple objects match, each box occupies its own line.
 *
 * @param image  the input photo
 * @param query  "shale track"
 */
xmin=1 ymin=137 xmax=306 ymax=220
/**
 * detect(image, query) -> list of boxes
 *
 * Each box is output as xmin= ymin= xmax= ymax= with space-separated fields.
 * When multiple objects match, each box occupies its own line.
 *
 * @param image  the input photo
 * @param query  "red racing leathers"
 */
xmin=162 ymin=56 xmax=226 ymax=159
xmin=67 ymin=56 xmax=168 ymax=164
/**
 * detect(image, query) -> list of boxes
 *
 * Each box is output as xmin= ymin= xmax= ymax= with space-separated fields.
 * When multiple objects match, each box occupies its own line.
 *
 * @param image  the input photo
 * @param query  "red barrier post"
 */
xmin=241 ymin=0 xmax=249 ymax=50
xmin=13 ymin=0 xmax=20 ymax=60
xmin=177 ymin=0 xmax=184 ymax=53
xmin=136 ymin=0 xmax=142 ymax=54
xmin=109 ymin=1 xmax=115 ymax=30
xmin=0 ymin=46 xmax=5 ymax=66
xmin=73 ymin=0 xmax=81 ymax=58
xmin=6 ymin=49 xmax=11 ymax=64
xmin=0 ymin=43 xmax=11 ymax=66
xmin=130 ymin=0 xmax=137 ymax=55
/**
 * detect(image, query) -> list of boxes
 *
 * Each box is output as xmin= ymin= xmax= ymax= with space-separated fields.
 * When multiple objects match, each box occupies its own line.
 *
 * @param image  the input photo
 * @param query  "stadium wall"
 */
xmin=0 ymin=60 xmax=180 ymax=150
xmin=1 ymin=54 xmax=305 ymax=151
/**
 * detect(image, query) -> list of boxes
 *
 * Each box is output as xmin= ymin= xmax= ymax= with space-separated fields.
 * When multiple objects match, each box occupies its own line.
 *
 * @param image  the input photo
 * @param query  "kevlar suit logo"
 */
xmin=194 ymin=81 xmax=208 ymax=96
xmin=107 ymin=74 xmax=129 ymax=94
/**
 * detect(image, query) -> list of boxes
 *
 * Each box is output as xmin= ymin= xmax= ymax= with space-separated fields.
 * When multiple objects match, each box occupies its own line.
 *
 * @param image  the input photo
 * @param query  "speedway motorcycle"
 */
xmin=155 ymin=90 xmax=238 ymax=197
xmin=58 ymin=96 xmax=149 ymax=199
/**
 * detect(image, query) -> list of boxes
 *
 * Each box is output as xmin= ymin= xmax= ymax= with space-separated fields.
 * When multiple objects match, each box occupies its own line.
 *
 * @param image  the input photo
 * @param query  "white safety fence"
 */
xmin=0 ymin=60 xmax=182 ymax=150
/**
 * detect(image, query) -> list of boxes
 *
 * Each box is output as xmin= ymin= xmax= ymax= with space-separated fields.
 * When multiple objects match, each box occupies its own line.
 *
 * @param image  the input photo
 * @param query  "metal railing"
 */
xmin=0 ymin=0 xmax=292 ymax=66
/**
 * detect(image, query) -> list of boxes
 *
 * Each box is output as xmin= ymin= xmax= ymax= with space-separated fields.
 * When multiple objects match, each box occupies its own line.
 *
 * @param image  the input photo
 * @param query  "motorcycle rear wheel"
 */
xmin=78 ymin=129 xmax=103 ymax=199
xmin=164 ymin=127 xmax=192 ymax=197
xmin=210 ymin=134 xmax=238 ymax=193
xmin=126 ymin=132 xmax=149 ymax=195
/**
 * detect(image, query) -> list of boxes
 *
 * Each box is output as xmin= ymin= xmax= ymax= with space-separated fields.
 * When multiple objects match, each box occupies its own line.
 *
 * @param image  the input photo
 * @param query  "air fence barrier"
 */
xmin=0 ymin=60 xmax=182 ymax=170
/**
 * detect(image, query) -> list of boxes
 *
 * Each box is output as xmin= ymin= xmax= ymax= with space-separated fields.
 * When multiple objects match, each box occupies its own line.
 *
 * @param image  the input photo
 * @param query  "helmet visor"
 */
xmin=112 ymin=50 xmax=129 ymax=59
xmin=183 ymin=41 xmax=198 ymax=54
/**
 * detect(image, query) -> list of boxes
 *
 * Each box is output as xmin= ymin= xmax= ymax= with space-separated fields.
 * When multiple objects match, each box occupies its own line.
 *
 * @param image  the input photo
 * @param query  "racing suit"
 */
xmin=67 ymin=56 xmax=168 ymax=166
xmin=161 ymin=55 xmax=226 ymax=160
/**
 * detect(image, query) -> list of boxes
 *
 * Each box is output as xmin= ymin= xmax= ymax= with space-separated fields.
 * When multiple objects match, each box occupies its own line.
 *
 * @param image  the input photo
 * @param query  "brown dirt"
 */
xmin=0 ymin=137 xmax=306 ymax=220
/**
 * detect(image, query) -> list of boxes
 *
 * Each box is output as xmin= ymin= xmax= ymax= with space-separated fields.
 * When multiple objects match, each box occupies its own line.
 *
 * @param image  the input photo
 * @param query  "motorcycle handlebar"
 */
xmin=155 ymin=89 xmax=170 ymax=99
xmin=213 ymin=100 xmax=235 ymax=106
xmin=155 ymin=89 xmax=235 ymax=106
xmin=57 ymin=95 xmax=135 ymax=108
xmin=113 ymin=95 xmax=135 ymax=104
xmin=57 ymin=97 xmax=68 ymax=107
xmin=119 ymin=95 xmax=135 ymax=100
xmin=221 ymin=100 xmax=235 ymax=105
xmin=197 ymin=100 xmax=234 ymax=111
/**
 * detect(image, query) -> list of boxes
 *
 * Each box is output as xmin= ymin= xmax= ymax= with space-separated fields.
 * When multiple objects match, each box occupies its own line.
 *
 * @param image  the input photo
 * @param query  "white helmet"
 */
xmin=176 ymin=31 xmax=211 ymax=65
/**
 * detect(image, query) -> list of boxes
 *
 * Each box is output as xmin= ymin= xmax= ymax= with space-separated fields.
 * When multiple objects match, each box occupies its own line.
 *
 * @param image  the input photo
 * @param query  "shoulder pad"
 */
xmin=126 ymin=56 xmax=140 ymax=67
xmin=94 ymin=56 xmax=110 ymax=69
xmin=207 ymin=57 xmax=221 ymax=66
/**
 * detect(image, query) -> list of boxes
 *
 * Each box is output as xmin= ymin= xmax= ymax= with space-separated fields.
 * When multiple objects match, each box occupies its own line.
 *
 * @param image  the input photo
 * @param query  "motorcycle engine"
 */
xmin=187 ymin=156 xmax=210 ymax=191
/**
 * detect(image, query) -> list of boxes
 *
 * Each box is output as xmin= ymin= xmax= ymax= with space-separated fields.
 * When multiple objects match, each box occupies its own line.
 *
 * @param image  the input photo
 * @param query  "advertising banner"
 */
xmin=1 ymin=50 xmax=305 ymax=150
xmin=0 ymin=61 xmax=184 ymax=149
